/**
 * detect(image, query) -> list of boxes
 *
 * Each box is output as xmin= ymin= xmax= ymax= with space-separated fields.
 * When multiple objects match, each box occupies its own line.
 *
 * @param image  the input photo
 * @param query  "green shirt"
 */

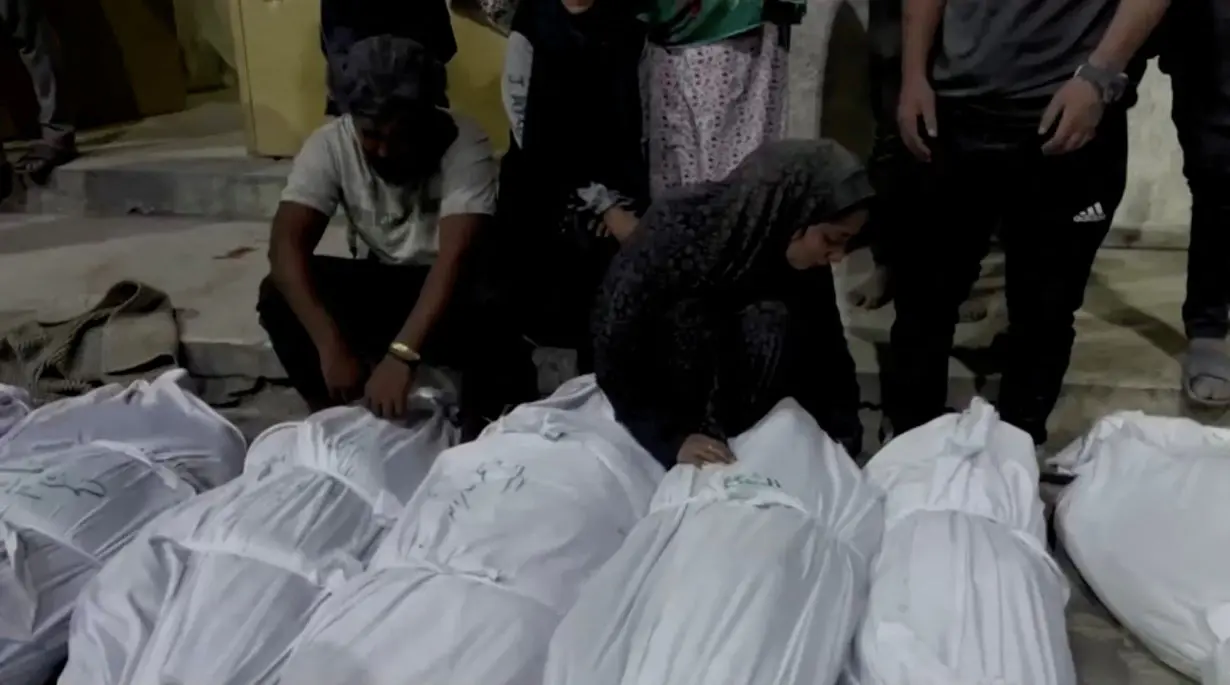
xmin=642 ymin=0 xmax=765 ymax=47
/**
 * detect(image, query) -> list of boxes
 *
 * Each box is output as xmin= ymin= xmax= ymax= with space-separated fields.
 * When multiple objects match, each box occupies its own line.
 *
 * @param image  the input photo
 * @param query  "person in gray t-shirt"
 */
xmin=258 ymin=36 xmax=537 ymax=437
xmin=1159 ymin=2 xmax=1230 ymax=407
xmin=884 ymin=0 xmax=1170 ymax=445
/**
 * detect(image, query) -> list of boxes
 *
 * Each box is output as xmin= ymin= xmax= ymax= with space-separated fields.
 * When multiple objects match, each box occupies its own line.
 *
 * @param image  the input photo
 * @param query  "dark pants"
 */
xmin=887 ymin=105 xmax=1129 ymax=443
xmin=256 ymin=256 xmax=537 ymax=430
xmin=0 ymin=0 xmax=73 ymax=144
xmin=854 ymin=5 xmax=911 ymax=266
xmin=1171 ymin=71 xmax=1230 ymax=340
xmin=864 ymin=127 xmax=913 ymax=269
xmin=492 ymin=141 xmax=620 ymax=369
xmin=607 ymin=267 xmax=863 ymax=467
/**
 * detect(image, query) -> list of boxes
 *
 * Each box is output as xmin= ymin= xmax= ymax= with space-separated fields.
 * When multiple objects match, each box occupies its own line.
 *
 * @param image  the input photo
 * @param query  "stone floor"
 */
xmin=0 ymin=93 xmax=289 ymax=220
xmin=0 ymin=212 xmax=1205 ymax=683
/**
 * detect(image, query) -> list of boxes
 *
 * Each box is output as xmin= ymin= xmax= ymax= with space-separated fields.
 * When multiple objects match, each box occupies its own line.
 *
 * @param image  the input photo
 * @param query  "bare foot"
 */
xmin=847 ymin=265 xmax=893 ymax=310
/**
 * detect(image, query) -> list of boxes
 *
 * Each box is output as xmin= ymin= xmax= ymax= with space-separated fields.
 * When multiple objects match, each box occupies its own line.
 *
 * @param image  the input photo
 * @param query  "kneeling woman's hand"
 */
xmin=678 ymin=434 xmax=735 ymax=466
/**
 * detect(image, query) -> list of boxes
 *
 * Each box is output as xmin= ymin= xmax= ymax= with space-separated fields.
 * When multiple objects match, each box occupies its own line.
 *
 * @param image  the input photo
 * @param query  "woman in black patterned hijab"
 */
xmin=592 ymin=139 xmax=873 ymax=468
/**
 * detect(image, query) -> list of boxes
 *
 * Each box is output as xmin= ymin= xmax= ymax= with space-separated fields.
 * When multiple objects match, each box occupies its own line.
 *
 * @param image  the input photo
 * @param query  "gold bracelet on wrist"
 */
xmin=388 ymin=341 xmax=422 ymax=365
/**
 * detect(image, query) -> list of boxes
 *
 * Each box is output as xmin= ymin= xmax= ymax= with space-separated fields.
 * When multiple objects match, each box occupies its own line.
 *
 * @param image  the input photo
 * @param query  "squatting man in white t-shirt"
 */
xmin=257 ymin=35 xmax=537 ymax=436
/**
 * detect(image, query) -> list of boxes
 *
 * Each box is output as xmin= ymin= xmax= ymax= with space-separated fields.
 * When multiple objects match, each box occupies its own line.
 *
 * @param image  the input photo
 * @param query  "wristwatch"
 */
xmin=387 ymin=341 xmax=422 ymax=366
xmin=1075 ymin=62 xmax=1129 ymax=104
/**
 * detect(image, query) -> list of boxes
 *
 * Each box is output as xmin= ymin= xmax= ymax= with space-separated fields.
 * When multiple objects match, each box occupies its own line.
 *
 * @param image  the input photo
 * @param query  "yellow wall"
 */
xmin=229 ymin=0 xmax=509 ymax=158
xmin=175 ymin=0 xmax=234 ymax=91
xmin=447 ymin=16 xmax=510 ymax=152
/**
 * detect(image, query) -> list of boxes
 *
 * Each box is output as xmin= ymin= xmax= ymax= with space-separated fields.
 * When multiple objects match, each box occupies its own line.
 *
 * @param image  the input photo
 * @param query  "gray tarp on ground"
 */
xmin=0 ymin=280 xmax=178 ymax=401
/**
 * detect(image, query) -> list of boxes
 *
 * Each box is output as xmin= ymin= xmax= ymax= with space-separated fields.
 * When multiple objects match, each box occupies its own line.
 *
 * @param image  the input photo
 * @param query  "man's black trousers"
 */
xmin=886 ymin=103 xmax=1129 ymax=444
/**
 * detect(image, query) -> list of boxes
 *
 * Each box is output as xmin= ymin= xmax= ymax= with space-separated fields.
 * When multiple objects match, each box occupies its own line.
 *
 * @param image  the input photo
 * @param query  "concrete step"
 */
xmin=0 ymin=98 xmax=286 ymax=222
xmin=0 ymin=141 xmax=1192 ymax=250
xmin=6 ymin=153 xmax=287 ymax=221
xmin=0 ymin=96 xmax=1198 ymax=252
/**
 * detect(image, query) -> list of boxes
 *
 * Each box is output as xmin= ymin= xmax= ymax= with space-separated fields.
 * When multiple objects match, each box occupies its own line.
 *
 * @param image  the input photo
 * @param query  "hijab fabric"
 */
xmin=624 ymin=138 xmax=875 ymax=292
xmin=591 ymin=138 xmax=873 ymax=463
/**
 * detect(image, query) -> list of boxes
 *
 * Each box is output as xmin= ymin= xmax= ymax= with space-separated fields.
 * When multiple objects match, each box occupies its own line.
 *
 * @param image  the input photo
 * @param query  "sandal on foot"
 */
xmin=1182 ymin=339 xmax=1230 ymax=408
xmin=15 ymin=140 xmax=77 ymax=184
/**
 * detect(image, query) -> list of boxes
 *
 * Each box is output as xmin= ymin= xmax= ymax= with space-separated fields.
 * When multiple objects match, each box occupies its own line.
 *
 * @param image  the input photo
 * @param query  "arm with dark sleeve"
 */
xmin=593 ymin=238 xmax=721 ymax=461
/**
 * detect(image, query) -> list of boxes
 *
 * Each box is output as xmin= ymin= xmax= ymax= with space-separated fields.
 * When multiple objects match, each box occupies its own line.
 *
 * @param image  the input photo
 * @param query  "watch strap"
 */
xmin=1076 ymin=62 xmax=1128 ymax=103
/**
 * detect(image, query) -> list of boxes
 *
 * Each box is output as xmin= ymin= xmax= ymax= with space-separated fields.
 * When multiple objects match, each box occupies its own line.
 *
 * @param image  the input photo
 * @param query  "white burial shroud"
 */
xmin=59 ymin=400 xmax=457 ymax=685
xmin=1051 ymin=412 xmax=1230 ymax=684
xmin=0 ymin=370 xmax=245 ymax=685
xmin=274 ymin=375 xmax=665 ymax=685
xmin=542 ymin=398 xmax=884 ymax=685
xmin=846 ymin=398 xmax=1075 ymax=685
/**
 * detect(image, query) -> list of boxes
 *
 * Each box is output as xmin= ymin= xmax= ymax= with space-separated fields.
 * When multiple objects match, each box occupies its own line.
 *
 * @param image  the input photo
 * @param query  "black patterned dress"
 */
xmin=592 ymin=140 xmax=875 ymax=467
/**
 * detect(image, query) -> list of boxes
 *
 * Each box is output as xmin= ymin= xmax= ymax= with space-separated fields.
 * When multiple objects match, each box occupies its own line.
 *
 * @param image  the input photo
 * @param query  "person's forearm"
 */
xmin=1088 ymin=0 xmax=1170 ymax=72
xmin=901 ymin=0 xmax=944 ymax=81
xmin=270 ymin=248 xmax=342 ymax=351
xmin=392 ymin=256 xmax=462 ymax=354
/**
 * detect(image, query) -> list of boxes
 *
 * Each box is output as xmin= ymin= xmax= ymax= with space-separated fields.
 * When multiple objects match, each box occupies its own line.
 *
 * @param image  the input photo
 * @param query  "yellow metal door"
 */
xmin=228 ymin=0 xmax=328 ymax=158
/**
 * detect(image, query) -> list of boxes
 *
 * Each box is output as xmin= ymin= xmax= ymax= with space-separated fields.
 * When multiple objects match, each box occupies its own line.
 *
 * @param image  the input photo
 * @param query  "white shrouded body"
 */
xmin=543 ymin=398 xmax=883 ymax=685
xmin=274 ymin=375 xmax=664 ymax=685
xmin=0 ymin=370 xmax=245 ymax=685
xmin=60 ymin=401 xmax=457 ymax=685
xmin=846 ymin=398 xmax=1075 ymax=685
xmin=1050 ymin=412 xmax=1230 ymax=684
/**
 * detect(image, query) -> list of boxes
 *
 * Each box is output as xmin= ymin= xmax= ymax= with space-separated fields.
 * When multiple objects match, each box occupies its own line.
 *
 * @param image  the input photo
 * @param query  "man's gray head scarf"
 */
xmin=329 ymin=35 xmax=446 ymax=120
xmin=643 ymin=139 xmax=875 ymax=284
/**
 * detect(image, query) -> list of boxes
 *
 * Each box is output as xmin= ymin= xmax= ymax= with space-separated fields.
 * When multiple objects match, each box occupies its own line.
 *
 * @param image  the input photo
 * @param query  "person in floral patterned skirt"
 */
xmin=640 ymin=0 xmax=803 ymax=197
xmin=483 ymin=0 xmax=803 ymax=199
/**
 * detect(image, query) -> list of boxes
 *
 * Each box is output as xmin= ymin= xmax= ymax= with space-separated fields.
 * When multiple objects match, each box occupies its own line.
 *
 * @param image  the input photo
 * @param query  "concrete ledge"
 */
xmin=0 ymin=97 xmax=289 ymax=221
xmin=0 ymin=92 xmax=1193 ymax=250
xmin=0 ymin=156 xmax=1192 ymax=250
xmin=3 ymin=156 xmax=288 ymax=220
